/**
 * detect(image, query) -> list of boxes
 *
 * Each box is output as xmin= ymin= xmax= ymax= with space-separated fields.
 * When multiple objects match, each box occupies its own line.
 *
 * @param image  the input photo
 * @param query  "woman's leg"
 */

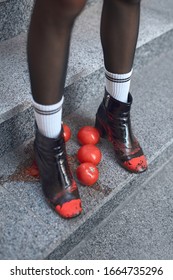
xmin=96 ymin=0 xmax=148 ymax=173
xmin=27 ymin=0 xmax=87 ymax=218
xmin=28 ymin=0 xmax=86 ymax=105
xmin=101 ymin=0 xmax=140 ymax=74
xmin=101 ymin=0 xmax=140 ymax=103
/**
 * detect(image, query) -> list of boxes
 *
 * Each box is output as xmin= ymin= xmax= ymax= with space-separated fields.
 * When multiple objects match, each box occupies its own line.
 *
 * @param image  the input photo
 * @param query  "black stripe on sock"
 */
xmin=34 ymin=106 xmax=62 ymax=116
xmin=105 ymin=73 xmax=131 ymax=83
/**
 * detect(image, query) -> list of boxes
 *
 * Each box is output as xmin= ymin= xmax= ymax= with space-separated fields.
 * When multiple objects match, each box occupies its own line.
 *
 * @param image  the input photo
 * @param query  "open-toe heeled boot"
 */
xmin=34 ymin=126 xmax=82 ymax=219
xmin=95 ymin=90 xmax=148 ymax=173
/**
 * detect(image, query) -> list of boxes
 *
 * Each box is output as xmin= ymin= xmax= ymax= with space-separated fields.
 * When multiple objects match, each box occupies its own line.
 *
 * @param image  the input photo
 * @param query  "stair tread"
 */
xmin=62 ymin=154 xmax=173 ymax=260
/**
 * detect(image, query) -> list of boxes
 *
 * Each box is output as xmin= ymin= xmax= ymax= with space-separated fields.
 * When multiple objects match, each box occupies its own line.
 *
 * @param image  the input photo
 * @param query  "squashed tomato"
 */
xmin=63 ymin=123 xmax=71 ymax=142
xmin=76 ymin=162 xmax=99 ymax=186
xmin=77 ymin=144 xmax=102 ymax=165
xmin=26 ymin=160 xmax=39 ymax=178
xmin=77 ymin=126 xmax=100 ymax=145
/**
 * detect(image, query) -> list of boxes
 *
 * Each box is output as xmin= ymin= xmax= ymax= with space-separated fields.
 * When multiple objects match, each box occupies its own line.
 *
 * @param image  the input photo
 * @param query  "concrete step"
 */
xmin=0 ymin=0 xmax=33 ymax=41
xmin=0 ymin=0 xmax=96 ymax=41
xmin=1 ymin=0 xmax=173 ymax=157
xmin=0 ymin=27 xmax=173 ymax=259
xmin=61 ymin=153 xmax=173 ymax=260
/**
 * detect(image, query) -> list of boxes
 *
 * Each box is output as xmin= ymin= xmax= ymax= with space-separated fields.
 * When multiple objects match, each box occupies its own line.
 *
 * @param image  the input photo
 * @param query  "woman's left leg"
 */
xmin=96 ymin=0 xmax=148 ymax=173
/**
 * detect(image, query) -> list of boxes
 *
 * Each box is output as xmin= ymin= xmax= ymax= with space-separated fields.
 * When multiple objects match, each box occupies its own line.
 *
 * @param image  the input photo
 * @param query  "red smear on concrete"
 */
xmin=25 ymin=160 xmax=39 ymax=178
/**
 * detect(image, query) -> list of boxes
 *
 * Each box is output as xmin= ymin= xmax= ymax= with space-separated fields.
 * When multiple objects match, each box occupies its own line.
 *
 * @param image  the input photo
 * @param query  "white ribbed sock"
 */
xmin=32 ymin=97 xmax=64 ymax=138
xmin=105 ymin=68 xmax=133 ymax=103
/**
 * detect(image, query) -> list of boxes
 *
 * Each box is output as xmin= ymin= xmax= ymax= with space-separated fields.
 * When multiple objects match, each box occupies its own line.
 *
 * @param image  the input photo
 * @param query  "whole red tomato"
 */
xmin=77 ymin=126 xmax=100 ymax=145
xmin=77 ymin=144 xmax=102 ymax=165
xmin=76 ymin=162 xmax=99 ymax=186
xmin=63 ymin=124 xmax=71 ymax=142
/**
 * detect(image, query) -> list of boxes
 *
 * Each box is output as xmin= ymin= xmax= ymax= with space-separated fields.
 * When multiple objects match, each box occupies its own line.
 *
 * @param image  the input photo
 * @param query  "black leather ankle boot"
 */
xmin=95 ymin=90 xmax=147 ymax=173
xmin=34 ymin=127 xmax=82 ymax=219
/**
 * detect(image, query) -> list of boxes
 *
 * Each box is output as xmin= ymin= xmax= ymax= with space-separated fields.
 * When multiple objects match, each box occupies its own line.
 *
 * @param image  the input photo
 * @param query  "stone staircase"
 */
xmin=0 ymin=0 xmax=173 ymax=260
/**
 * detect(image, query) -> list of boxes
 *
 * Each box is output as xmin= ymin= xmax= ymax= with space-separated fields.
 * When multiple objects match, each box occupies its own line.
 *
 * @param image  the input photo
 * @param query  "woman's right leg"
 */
xmin=28 ymin=0 xmax=87 ymax=105
xmin=27 ymin=0 xmax=87 ymax=219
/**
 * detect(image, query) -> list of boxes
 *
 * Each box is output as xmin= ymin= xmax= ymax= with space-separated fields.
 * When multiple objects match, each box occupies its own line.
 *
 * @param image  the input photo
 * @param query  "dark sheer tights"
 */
xmin=27 ymin=0 xmax=141 ymax=104
xmin=101 ymin=0 xmax=141 ymax=74
xmin=27 ymin=0 xmax=87 ymax=105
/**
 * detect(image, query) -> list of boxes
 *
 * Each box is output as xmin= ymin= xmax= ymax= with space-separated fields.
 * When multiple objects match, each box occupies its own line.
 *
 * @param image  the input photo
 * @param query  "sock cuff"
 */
xmin=32 ymin=97 xmax=63 ymax=138
xmin=32 ymin=96 xmax=64 ymax=112
xmin=105 ymin=68 xmax=133 ymax=103
xmin=105 ymin=68 xmax=133 ymax=81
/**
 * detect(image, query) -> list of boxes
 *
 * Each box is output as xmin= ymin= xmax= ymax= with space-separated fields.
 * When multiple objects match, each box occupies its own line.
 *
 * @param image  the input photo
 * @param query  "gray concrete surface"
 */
xmin=62 ymin=156 xmax=173 ymax=260
xmin=0 ymin=0 xmax=96 ymax=41
xmin=0 ymin=0 xmax=34 ymax=41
